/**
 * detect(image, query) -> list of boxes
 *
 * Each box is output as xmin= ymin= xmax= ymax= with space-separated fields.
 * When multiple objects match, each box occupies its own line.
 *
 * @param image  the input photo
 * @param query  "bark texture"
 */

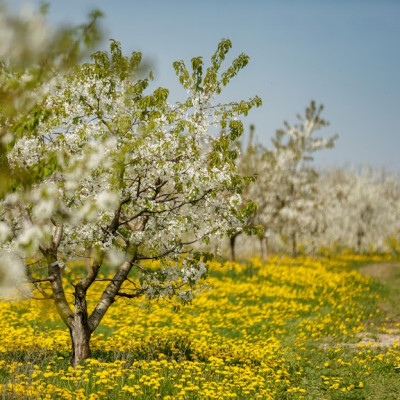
xmin=70 ymin=323 xmax=91 ymax=367
xmin=44 ymin=237 xmax=137 ymax=366
xmin=70 ymin=284 xmax=92 ymax=367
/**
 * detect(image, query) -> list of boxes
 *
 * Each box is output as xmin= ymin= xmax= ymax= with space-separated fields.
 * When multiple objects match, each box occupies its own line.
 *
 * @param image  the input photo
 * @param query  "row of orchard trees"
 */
xmin=317 ymin=167 xmax=400 ymax=254
xmin=229 ymin=102 xmax=400 ymax=260
xmin=1 ymin=3 xmax=398 ymax=367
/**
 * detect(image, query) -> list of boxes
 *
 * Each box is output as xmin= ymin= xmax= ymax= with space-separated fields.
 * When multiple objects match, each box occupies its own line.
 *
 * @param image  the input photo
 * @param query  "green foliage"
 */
xmin=0 ymin=4 xmax=103 ymax=197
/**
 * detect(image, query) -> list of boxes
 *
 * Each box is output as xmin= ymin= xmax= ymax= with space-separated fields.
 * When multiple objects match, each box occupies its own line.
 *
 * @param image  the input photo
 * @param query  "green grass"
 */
xmin=1 ymin=256 xmax=400 ymax=399
xmin=281 ymin=261 xmax=400 ymax=400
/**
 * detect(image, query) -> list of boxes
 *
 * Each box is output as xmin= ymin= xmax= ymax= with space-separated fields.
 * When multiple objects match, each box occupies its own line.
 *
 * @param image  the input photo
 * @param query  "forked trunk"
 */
xmin=70 ymin=286 xmax=92 ymax=367
xmin=48 ymin=253 xmax=137 ymax=367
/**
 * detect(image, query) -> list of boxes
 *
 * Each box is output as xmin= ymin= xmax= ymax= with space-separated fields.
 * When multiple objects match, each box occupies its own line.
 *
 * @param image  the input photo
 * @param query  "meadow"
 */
xmin=1 ymin=254 xmax=400 ymax=400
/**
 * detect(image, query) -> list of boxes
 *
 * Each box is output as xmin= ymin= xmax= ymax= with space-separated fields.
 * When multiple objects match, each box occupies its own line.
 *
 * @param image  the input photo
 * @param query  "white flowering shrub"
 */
xmin=0 ymin=33 xmax=260 ymax=364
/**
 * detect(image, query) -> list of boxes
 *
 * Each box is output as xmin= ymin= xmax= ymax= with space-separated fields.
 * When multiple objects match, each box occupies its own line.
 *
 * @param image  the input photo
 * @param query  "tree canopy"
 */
xmin=0 ymin=4 xmax=261 ymax=365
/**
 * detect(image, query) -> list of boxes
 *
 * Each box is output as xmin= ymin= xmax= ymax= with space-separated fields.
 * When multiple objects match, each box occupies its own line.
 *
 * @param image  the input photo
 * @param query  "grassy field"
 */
xmin=1 ymin=254 xmax=400 ymax=399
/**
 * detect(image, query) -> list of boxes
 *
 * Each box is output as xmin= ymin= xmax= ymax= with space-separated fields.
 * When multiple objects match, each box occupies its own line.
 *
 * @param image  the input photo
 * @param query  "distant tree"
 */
xmin=316 ymin=168 xmax=400 ymax=253
xmin=0 ymin=34 xmax=260 ymax=366
xmin=227 ymin=124 xmax=263 ymax=261
xmin=243 ymin=101 xmax=336 ymax=257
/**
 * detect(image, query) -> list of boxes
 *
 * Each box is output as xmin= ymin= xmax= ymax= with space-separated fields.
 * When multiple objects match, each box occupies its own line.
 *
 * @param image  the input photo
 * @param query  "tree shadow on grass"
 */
xmin=91 ymin=335 xmax=204 ymax=364
xmin=1 ymin=335 xmax=262 ymax=368
xmin=92 ymin=335 xmax=262 ymax=367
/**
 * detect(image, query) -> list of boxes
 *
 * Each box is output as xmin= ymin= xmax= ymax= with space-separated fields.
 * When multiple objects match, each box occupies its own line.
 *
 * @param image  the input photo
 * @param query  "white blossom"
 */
xmin=0 ymin=252 xmax=29 ymax=299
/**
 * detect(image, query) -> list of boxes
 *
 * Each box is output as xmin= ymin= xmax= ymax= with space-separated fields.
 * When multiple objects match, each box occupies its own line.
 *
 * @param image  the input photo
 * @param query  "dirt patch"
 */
xmin=358 ymin=263 xmax=400 ymax=347
xmin=320 ymin=332 xmax=400 ymax=349
xmin=320 ymin=263 xmax=400 ymax=350
xmin=353 ymin=331 xmax=400 ymax=348
xmin=320 ymin=332 xmax=400 ymax=350
xmin=359 ymin=263 xmax=400 ymax=281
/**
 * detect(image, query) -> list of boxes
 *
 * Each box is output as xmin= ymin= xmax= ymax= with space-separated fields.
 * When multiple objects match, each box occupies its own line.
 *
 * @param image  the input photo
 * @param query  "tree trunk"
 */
xmin=229 ymin=235 xmax=237 ymax=262
xmin=357 ymin=229 xmax=364 ymax=254
xmin=310 ymin=239 xmax=315 ymax=256
xmin=67 ymin=250 xmax=137 ymax=366
xmin=291 ymin=232 xmax=298 ymax=258
xmin=260 ymin=236 xmax=268 ymax=260
xmin=70 ymin=285 xmax=92 ymax=367
xmin=70 ymin=325 xmax=91 ymax=367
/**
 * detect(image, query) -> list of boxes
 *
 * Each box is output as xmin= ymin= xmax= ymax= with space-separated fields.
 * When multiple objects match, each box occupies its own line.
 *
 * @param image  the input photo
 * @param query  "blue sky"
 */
xmin=11 ymin=0 xmax=400 ymax=170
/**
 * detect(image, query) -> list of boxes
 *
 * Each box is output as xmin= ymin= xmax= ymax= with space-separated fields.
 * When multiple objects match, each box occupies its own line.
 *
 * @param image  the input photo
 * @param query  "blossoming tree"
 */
xmin=315 ymin=168 xmax=400 ymax=253
xmin=269 ymin=102 xmax=337 ymax=256
xmin=0 ymin=3 xmax=102 ymax=198
xmin=236 ymin=102 xmax=336 ymax=258
xmin=0 ymin=35 xmax=261 ymax=365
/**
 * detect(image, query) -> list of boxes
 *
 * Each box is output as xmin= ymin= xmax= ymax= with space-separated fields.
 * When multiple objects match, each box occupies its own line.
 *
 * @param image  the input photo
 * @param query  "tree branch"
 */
xmin=79 ymin=197 xmax=130 ymax=291
xmin=52 ymin=223 xmax=63 ymax=250
xmin=79 ymin=254 xmax=104 ymax=291
xmin=85 ymin=101 xmax=116 ymax=135
xmin=88 ymin=244 xmax=138 ymax=333
xmin=42 ymin=252 xmax=74 ymax=327
xmin=115 ymin=290 xmax=143 ymax=299
xmin=25 ymin=266 xmax=53 ymax=300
